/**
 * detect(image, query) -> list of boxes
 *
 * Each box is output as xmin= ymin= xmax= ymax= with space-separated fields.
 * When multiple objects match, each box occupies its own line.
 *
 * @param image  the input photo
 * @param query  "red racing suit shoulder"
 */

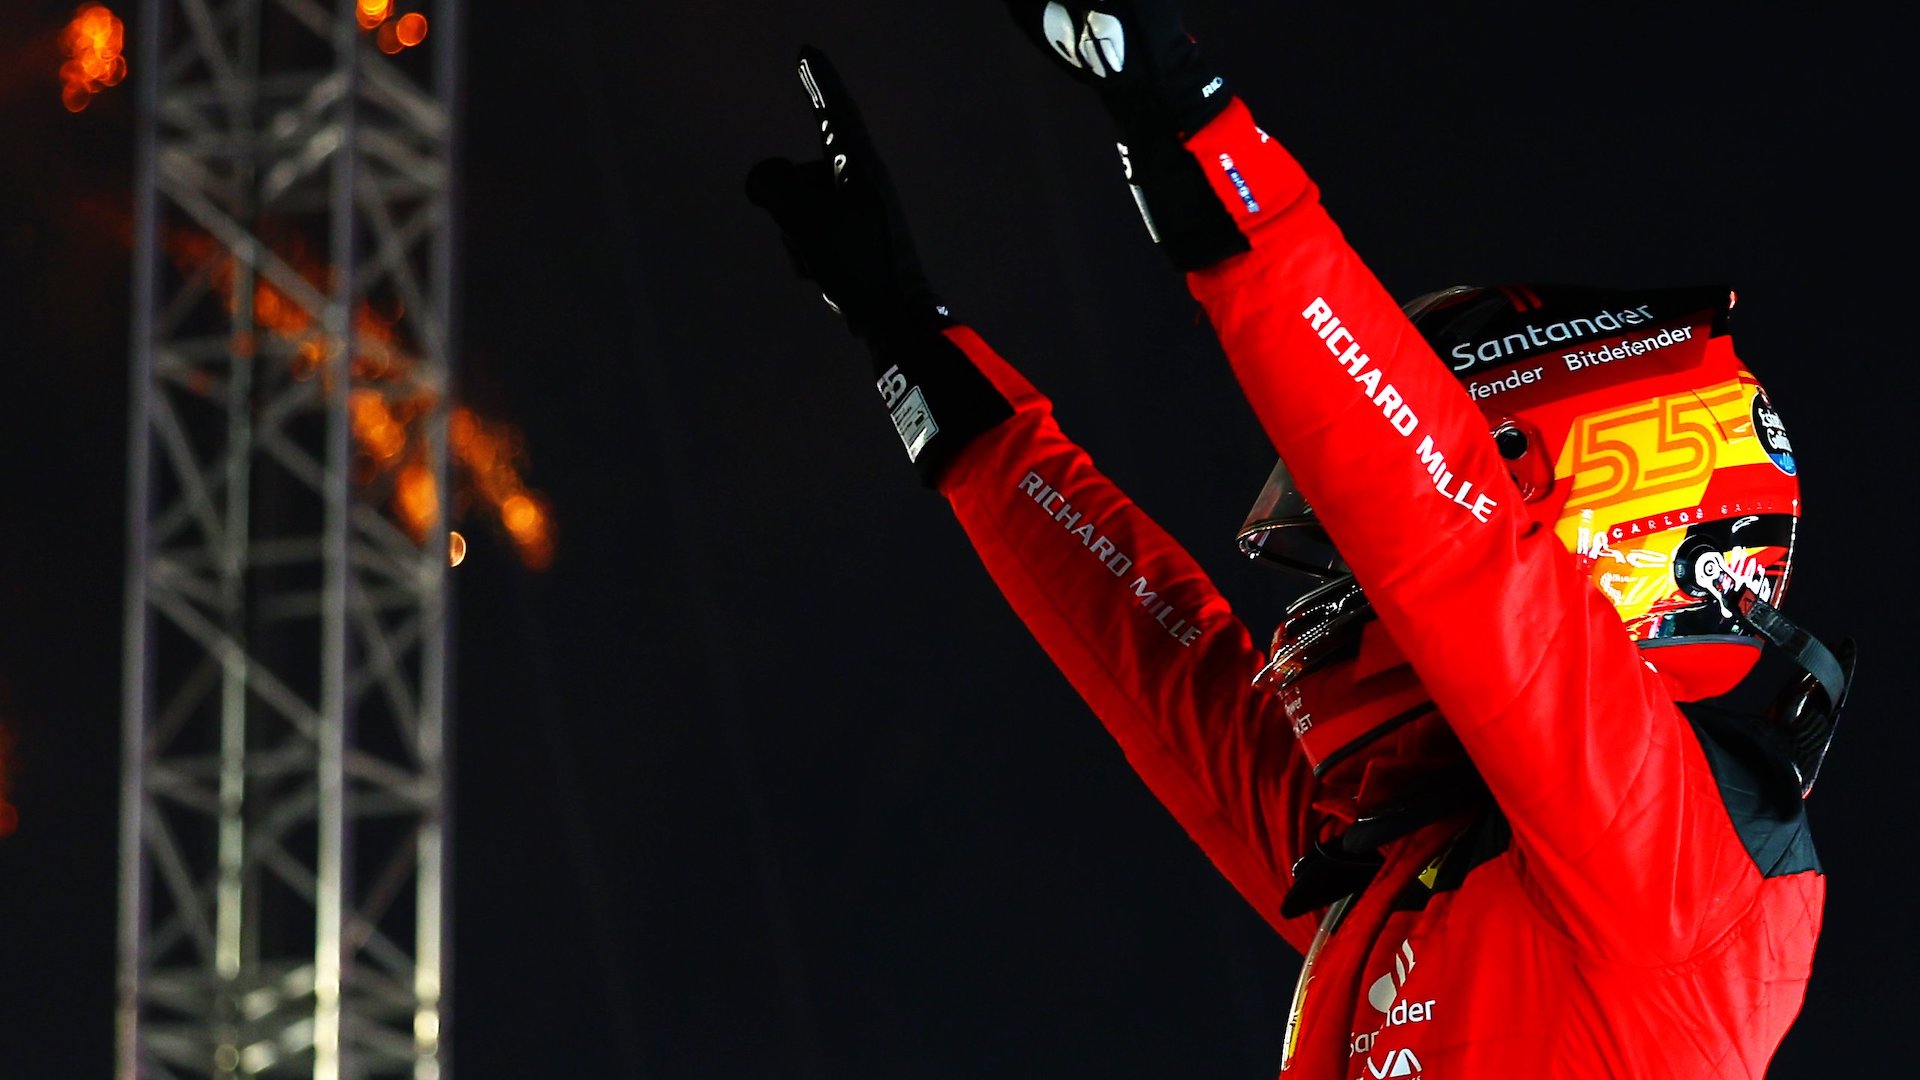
xmin=1177 ymin=97 xmax=1804 ymax=965
xmin=1170 ymin=97 xmax=1823 ymax=1075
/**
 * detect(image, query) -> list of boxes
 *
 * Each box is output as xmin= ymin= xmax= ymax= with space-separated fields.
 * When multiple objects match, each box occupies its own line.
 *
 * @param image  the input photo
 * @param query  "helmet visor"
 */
xmin=1236 ymin=457 xmax=1350 ymax=580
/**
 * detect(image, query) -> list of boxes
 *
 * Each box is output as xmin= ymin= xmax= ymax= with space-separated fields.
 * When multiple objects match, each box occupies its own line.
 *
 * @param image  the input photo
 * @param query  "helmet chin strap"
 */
xmin=1687 ymin=547 xmax=1850 ymax=710
xmin=1731 ymin=590 xmax=1850 ymax=713
xmin=1690 ymin=549 xmax=1856 ymax=798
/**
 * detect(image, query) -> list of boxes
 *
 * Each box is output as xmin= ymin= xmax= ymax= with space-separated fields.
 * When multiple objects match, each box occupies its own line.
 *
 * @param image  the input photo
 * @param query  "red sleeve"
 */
xmin=933 ymin=325 xmax=1323 ymax=953
xmin=1174 ymin=101 xmax=1763 ymax=961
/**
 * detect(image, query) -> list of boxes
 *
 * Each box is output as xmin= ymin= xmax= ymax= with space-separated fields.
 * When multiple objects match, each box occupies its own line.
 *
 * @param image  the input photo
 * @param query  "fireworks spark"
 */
xmin=164 ymin=229 xmax=554 ymax=569
xmin=58 ymin=3 xmax=125 ymax=113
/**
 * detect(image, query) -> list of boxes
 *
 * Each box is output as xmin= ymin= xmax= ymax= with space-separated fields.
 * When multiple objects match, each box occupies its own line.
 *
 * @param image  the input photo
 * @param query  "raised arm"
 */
xmin=1002 ymin=4 xmax=1772 ymax=961
xmin=1178 ymin=105 xmax=1740 ymax=959
xmin=745 ymin=47 xmax=1326 ymax=950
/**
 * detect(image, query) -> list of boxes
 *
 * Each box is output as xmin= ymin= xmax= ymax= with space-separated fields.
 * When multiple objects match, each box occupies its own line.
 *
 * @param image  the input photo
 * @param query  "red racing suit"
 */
xmin=927 ymin=98 xmax=1823 ymax=1078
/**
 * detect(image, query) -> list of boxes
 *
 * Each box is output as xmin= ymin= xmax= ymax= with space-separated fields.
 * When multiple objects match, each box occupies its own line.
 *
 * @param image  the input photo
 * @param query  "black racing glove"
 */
xmin=1006 ymin=0 xmax=1230 ymax=135
xmin=1003 ymin=1 xmax=1249 ymax=270
xmin=747 ymin=48 xmax=1014 ymax=485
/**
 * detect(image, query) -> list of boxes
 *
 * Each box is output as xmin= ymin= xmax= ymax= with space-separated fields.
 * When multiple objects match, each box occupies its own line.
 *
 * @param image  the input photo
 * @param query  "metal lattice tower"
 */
xmin=120 ymin=2 xmax=459 ymax=1076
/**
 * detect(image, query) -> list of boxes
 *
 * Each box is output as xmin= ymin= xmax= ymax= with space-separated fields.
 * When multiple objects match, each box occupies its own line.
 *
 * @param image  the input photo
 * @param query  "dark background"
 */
xmin=1 ymin=2 xmax=1911 ymax=1076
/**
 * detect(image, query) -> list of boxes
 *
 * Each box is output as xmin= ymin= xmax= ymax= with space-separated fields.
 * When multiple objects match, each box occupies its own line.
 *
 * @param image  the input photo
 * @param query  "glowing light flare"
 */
xmin=396 ymin=13 xmax=428 ymax=46
xmin=376 ymin=12 xmax=429 ymax=55
xmin=351 ymin=390 xmax=409 ymax=463
xmin=449 ymin=530 xmax=467 ymax=567
xmin=353 ymin=301 xmax=406 ymax=381
xmin=164 ymin=230 xmax=328 ymax=378
xmin=162 ymin=227 xmax=557 ymax=571
xmin=364 ymin=4 xmax=427 ymax=53
xmin=451 ymin=407 xmax=554 ymax=570
xmin=395 ymin=462 xmax=437 ymax=536
xmin=501 ymin=495 xmax=537 ymax=533
xmin=59 ymin=4 xmax=127 ymax=113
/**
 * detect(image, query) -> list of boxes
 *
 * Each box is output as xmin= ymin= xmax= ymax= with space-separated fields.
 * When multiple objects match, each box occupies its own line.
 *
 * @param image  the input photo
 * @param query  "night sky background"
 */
xmin=1 ymin=2 xmax=1913 ymax=1076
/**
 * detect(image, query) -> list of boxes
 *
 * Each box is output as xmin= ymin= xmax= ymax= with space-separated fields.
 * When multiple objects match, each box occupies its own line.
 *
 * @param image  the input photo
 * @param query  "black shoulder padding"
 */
xmin=1681 ymin=702 xmax=1822 ymax=877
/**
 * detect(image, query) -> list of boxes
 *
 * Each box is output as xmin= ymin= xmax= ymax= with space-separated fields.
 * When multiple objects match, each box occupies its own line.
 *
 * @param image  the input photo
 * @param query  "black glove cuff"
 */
xmin=842 ymin=284 xmax=949 ymax=341
xmin=864 ymin=323 xmax=1015 ymax=487
xmin=1121 ymin=126 xmax=1251 ymax=272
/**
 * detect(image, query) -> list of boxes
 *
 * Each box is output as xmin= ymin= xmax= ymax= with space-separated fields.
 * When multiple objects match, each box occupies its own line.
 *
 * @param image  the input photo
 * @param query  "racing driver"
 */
xmin=745 ymin=4 xmax=1853 ymax=1074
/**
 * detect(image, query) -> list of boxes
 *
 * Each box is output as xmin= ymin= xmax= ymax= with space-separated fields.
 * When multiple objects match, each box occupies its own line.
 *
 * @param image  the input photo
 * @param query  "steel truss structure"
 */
xmin=121 ymin=2 xmax=459 ymax=1076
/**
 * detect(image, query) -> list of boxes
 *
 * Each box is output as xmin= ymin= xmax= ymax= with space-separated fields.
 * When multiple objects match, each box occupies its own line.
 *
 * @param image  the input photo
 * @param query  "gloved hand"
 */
xmin=747 ymin=47 xmax=1013 ymax=484
xmin=745 ymin=48 xmax=949 ymax=340
xmin=1002 ymin=1 xmax=1249 ymax=270
xmin=1004 ymin=0 xmax=1231 ymax=137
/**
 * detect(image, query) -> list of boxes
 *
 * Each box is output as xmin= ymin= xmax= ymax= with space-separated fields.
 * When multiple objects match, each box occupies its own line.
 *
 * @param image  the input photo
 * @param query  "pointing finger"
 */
xmin=795 ymin=45 xmax=883 ymax=189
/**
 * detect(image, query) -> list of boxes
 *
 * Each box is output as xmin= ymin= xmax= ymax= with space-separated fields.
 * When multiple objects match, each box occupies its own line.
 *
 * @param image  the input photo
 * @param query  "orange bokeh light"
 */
xmin=395 ymin=13 xmax=428 ymax=46
xmin=356 ymin=0 xmax=390 ymax=30
xmin=351 ymin=389 xmax=409 ymax=463
xmin=375 ymin=11 xmax=428 ymax=54
xmin=452 ymin=409 xmax=554 ymax=570
xmin=163 ymin=228 xmax=556 ymax=571
xmin=59 ymin=4 xmax=126 ymax=113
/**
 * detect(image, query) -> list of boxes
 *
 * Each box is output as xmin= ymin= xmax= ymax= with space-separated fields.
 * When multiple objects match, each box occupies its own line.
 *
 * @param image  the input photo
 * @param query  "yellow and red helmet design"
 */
xmin=1407 ymin=283 xmax=1800 ymax=694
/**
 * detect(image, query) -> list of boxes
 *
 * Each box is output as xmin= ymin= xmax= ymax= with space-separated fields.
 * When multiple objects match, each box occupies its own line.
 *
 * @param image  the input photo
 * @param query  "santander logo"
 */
xmin=1368 ymin=939 xmax=1416 ymax=1013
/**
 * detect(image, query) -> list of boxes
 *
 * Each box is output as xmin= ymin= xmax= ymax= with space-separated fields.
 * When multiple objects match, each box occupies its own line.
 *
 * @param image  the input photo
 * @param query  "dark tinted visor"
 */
xmin=1236 ymin=457 xmax=1350 ymax=580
